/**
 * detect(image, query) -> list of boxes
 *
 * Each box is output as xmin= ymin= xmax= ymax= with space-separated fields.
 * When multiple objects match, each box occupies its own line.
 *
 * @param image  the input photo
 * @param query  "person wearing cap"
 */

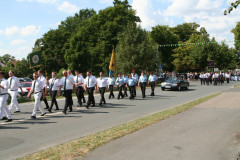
xmin=115 ymin=73 xmax=124 ymax=100
xmin=58 ymin=70 xmax=76 ymax=114
xmin=84 ymin=71 xmax=97 ymax=108
xmin=27 ymin=72 xmax=46 ymax=119
xmin=0 ymin=71 xmax=12 ymax=122
xmin=123 ymin=73 xmax=128 ymax=97
xmin=138 ymin=71 xmax=147 ymax=98
xmin=148 ymin=71 xmax=157 ymax=96
xmin=96 ymin=72 xmax=108 ymax=106
xmin=47 ymin=72 xmax=60 ymax=113
xmin=127 ymin=74 xmax=135 ymax=100
xmin=38 ymin=70 xmax=50 ymax=109
xmin=108 ymin=74 xmax=115 ymax=99
xmin=74 ymin=70 xmax=85 ymax=107
xmin=8 ymin=70 xmax=24 ymax=113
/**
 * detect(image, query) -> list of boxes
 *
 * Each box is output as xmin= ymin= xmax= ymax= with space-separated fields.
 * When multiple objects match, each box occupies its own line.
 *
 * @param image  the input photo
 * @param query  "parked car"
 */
xmin=161 ymin=76 xmax=189 ymax=91
xmin=18 ymin=88 xmax=29 ymax=97
xmin=19 ymin=77 xmax=32 ymax=83
xmin=21 ymin=82 xmax=32 ymax=92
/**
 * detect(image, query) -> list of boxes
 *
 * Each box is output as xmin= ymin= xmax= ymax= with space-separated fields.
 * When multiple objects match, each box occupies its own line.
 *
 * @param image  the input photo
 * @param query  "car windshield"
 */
xmin=167 ymin=77 xmax=181 ymax=82
xmin=21 ymin=83 xmax=32 ymax=87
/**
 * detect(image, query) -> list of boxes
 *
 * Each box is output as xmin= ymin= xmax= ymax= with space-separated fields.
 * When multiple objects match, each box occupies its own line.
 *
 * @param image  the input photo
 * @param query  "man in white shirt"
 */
xmin=108 ymin=74 xmax=115 ymax=99
xmin=0 ymin=71 xmax=12 ymax=122
xmin=74 ymin=70 xmax=84 ymax=107
xmin=8 ymin=70 xmax=24 ymax=113
xmin=58 ymin=70 xmax=76 ymax=114
xmin=47 ymin=72 xmax=60 ymax=113
xmin=148 ymin=71 xmax=157 ymax=96
xmin=131 ymin=69 xmax=138 ymax=97
xmin=38 ymin=70 xmax=49 ymax=109
xmin=96 ymin=72 xmax=108 ymax=106
xmin=225 ymin=72 xmax=230 ymax=83
xmin=27 ymin=72 xmax=46 ymax=119
xmin=84 ymin=71 xmax=97 ymax=109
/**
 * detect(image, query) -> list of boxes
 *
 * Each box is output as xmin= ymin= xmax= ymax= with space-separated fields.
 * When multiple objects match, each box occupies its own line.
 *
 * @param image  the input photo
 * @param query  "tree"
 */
xmin=0 ymin=54 xmax=16 ymax=64
xmin=224 ymin=1 xmax=240 ymax=15
xmin=116 ymin=23 xmax=157 ymax=73
xmin=65 ymin=0 xmax=140 ymax=75
xmin=150 ymin=25 xmax=179 ymax=71
xmin=232 ymin=22 xmax=240 ymax=51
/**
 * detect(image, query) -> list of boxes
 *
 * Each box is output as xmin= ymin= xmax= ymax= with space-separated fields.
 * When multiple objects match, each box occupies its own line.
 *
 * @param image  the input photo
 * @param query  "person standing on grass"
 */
xmin=47 ymin=72 xmax=60 ymax=113
xmin=27 ymin=72 xmax=46 ymax=119
xmin=8 ymin=70 xmax=24 ymax=113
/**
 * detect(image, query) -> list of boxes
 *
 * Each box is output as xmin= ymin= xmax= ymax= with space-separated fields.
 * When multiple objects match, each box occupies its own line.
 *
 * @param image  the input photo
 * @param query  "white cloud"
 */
xmin=0 ymin=46 xmax=32 ymax=60
xmin=0 ymin=41 xmax=2 ymax=46
xmin=11 ymin=39 xmax=27 ymax=46
xmin=0 ymin=29 xmax=3 ymax=35
xmin=58 ymin=1 xmax=79 ymax=14
xmin=2 ymin=25 xmax=40 ymax=37
xmin=98 ymin=0 xmax=113 ymax=5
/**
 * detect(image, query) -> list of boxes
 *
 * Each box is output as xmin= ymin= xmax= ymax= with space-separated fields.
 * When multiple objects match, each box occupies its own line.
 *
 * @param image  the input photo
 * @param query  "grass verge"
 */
xmin=18 ymin=92 xmax=221 ymax=160
xmin=234 ymin=83 xmax=240 ymax=88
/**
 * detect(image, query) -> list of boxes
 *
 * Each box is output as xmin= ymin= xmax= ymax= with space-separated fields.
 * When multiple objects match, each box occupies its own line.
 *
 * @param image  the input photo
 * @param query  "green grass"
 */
xmin=234 ymin=83 xmax=240 ymax=88
xmin=18 ymin=92 xmax=221 ymax=160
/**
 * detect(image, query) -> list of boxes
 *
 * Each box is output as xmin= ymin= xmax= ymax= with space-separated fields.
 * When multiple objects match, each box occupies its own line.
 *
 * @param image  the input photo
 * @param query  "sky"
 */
xmin=0 ymin=0 xmax=239 ymax=60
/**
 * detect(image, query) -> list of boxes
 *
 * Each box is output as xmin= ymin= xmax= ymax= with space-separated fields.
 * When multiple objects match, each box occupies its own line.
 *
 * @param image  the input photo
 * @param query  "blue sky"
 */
xmin=0 ymin=0 xmax=239 ymax=60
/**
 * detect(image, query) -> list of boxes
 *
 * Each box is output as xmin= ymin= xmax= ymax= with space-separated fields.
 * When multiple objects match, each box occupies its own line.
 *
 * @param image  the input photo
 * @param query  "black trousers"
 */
xmin=128 ymin=86 xmax=135 ymax=99
xmin=140 ymin=82 xmax=147 ymax=98
xmin=40 ymin=88 xmax=49 ymax=108
xmin=117 ymin=85 xmax=124 ymax=99
xmin=227 ymin=78 xmax=230 ymax=83
xmin=109 ymin=85 xmax=114 ymax=98
xmin=209 ymin=78 xmax=212 ymax=84
xmin=214 ymin=78 xmax=218 ymax=85
xmin=87 ymin=87 xmax=95 ymax=106
xmin=150 ymin=82 xmax=155 ymax=96
xmin=123 ymin=83 xmax=128 ymax=96
xmin=205 ymin=78 xmax=209 ymax=85
xmin=63 ymin=90 xmax=73 ymax=112
xmin=49 ymin=90 xmax=59 ymax=110
xmin=133 ymin=85 xmax=136 ymax=97
xmin=76 ymin=86 xmax=84 ymax=106
xmin=99 ymin=87 xmax=106 ymax=104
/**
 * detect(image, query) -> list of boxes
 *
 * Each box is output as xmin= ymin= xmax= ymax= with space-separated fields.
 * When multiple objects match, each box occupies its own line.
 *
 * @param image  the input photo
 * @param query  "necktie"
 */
xmin=88 ymin=77 xmax=90 ymax=88
xmin=9 ymin=78 xmax=12 ymax=88
xmin=33 ymin=80 xmax=36 ymax=93
xmin=50 ymin=79 xmax=55 ymax=90
xmin=64 ymin=78 xmax=67 ymax=90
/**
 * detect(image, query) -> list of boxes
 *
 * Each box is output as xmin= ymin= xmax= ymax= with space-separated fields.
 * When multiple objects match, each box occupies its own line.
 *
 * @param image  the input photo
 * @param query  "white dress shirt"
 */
xmin=8 ymin=76 xmax=21 ymax=91
xmin=97 ymin=77 xmax=108 ymax=88
xmin=84 ymin=75 xmax=97 ymax=88
xmin=48 ymin=78 xmax=60 ymax=91
xmin=38 ymin=75 xmax=47 ymax=89
xmin=149 ymin=75 xmax=157 ymax=82
xmin=74 ymin=75 xmax=84 ymax=87
xmin=60 ymin=76 xmax=75 ymax=90
xmin=108 ymin=77 xmax=115 ymax=85
xmin=0 ymin=78 xmax=9 ymax=94
xmin=31 ymin=79 xmax=43 ymax=93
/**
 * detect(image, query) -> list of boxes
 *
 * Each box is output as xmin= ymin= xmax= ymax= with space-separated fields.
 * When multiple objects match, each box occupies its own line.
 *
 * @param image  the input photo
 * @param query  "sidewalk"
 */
xmin=85 ymin=87 xmax=240 ymax=160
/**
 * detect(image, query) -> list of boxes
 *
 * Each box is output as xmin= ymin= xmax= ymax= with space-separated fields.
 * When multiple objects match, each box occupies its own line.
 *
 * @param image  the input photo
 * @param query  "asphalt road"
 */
xmin=85 ymin=87 xmax=240 ymax=160
xmin=0 ymin=81 xmax=238 ymax=160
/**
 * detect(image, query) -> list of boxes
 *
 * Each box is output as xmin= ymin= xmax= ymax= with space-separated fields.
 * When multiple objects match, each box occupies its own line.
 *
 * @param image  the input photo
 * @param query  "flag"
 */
xmin=109 ymin=49 xmax=116 ymax=77
xmin=28 ymin=51 xmax=43 ymax=68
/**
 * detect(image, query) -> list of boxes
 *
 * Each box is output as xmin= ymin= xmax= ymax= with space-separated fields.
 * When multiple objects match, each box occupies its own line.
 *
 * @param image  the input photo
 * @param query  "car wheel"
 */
xmin=178 ymin=85 xmax=181 ymax=91
xmin=186 ymin=84 xmax=189 ymax=90
xmin=161 ymin=87 xmax=165 ymax=91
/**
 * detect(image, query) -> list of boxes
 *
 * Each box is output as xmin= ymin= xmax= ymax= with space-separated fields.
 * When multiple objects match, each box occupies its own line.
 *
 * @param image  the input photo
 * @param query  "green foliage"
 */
xmin=0 ymin=54 xmax=16 ymax=64
xmin=224 ymin=0 xmax=240 ymax=15
xmin=232 ymin=22 xmax=240 ymax=51
xmin=116 ymin=23 xmax=157 ymax=73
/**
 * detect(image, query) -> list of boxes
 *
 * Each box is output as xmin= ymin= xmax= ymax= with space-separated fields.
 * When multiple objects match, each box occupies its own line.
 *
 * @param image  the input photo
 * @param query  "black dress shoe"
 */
xmin=99 ymin=103 xmax=102 ymax=106
xmin=31 ymin=116 xmax=36 ymax=119
xmin=1 ymin=117 xmax=8 ymax=120
xmin=92 ymin=104 xmax=95 ymax=107
xmin=62 ymin=111 xmax=67 ymax=115
xmin=69 ymin=110 xmax=72 ymax=112
xmin=5 ymin=119 xmax=12 ymax=122
xmin=14 ymin=111 xmax=21 ymax=113
xmin=86 ymin=105 xmax=89 ymax=109
xmin=41 ymin=113 xmax=46 ymax=116
xmin=48 ymin=109 xmax=52 ymax=113
xmin=55 ymin=108 xmax=59 ymax=111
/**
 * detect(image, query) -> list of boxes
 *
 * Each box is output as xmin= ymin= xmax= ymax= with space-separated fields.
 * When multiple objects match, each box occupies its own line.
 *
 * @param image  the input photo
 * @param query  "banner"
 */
xmin=28 ymin=51 xmax=43 ymax=68
xmin=109 ymin=49 xmax=116 ymax=76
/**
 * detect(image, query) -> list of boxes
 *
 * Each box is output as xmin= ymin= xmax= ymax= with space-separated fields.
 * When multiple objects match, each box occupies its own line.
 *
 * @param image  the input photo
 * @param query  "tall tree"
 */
xmin=0 ymin=54 xmax=16 ymax=64
xmin=224 ymin=1 xmax=240 ymax=15
xmin=232 ymin=22 xmax=240 ymax=51
xmin=116 ymin=23 xmax=157 ymax=73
